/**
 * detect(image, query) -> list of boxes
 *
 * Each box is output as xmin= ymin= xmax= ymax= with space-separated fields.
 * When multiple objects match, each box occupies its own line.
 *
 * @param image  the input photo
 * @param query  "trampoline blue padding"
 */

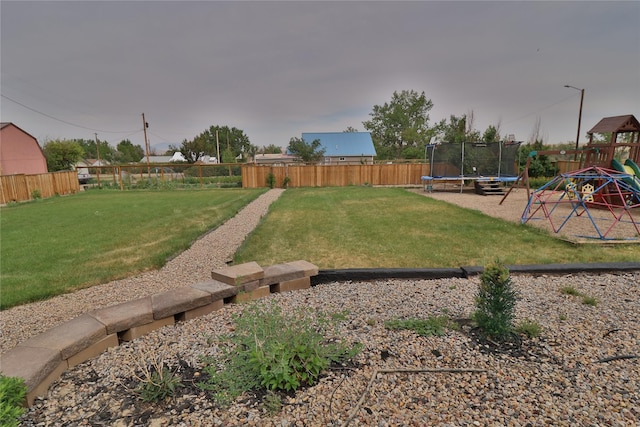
xmin=421 ymin=176 xmax=518 ymax=182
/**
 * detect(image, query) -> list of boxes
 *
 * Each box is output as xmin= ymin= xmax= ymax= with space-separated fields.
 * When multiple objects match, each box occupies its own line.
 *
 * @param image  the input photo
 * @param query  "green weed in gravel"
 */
xmin=384 ymin=315 xmax=456 ymax=337
xmin=197 ymin=300 xmax=360 ymax=405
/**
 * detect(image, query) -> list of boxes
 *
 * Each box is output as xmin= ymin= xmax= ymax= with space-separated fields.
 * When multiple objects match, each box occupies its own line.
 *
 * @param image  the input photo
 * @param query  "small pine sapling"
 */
xmin=473 ymin=261 xmax=519 ymax=341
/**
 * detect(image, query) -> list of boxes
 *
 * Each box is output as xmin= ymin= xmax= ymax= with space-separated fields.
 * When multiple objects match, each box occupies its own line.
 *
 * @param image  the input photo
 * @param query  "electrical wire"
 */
xmin=1 ymin=94 xmax=140 ymax=134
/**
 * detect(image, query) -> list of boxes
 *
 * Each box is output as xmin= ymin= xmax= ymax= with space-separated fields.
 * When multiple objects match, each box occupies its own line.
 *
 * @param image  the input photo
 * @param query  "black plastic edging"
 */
xmin=311 ymin=263 xmax=640 ymax=285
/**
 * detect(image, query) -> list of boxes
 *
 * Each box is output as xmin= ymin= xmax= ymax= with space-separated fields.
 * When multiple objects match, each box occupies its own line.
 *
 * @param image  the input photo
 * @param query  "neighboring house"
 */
xmin=141 ymin=152 xmax=187 ymax=163
xmin=75 ymin=158 xmax=109 ymax=175
xmin=0 ymin=122 xmax=48 ymax=175
xmin=301 ymin=132 xmax=377 ymax=165
xmin=253 ymin=153 xmax=297 ymax=166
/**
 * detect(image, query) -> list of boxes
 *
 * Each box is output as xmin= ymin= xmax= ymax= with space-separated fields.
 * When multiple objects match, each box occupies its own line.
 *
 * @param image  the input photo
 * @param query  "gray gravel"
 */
xmin=4 ymin=188 xmax=640 ymax=426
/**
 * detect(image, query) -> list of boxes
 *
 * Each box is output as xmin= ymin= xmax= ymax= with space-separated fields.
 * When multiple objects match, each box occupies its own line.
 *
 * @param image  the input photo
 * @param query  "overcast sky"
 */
xmin=2 ymin=1 xmax=639 ymax=153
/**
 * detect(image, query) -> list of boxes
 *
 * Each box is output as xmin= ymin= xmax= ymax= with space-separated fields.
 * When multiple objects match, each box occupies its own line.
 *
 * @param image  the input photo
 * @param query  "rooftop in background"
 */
xmin=302 ymin=132 xmax=377 ymax=157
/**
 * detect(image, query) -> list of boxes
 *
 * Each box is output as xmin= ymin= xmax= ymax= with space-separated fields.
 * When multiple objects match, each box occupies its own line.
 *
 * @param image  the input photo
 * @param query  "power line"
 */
xmin=1 ymin=93 xmax=139 ymax=134
xmin=504 ymin=94 xmax=576 ymax=125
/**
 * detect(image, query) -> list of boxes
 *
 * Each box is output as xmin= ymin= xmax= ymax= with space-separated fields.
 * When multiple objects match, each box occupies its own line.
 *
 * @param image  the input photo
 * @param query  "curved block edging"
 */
xmin=0 ymin=260 xmax=316 ymax=407
xmin=2 ymin=261 xmax=639 ymax=407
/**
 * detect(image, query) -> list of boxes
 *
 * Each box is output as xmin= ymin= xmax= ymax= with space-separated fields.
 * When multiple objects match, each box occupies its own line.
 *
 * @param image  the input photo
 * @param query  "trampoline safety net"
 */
xmin=426 ymin=141 xmax=521 ymax=178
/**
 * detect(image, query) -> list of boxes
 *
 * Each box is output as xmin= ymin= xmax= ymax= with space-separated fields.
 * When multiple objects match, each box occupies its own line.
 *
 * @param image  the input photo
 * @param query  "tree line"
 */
xmin=41 ymin=89 xmax=572 ymax=177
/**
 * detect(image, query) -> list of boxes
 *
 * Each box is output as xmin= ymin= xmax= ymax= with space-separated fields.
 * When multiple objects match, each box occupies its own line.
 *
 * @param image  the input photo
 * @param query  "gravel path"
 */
xmin=5 ymin=188 xmax=640 ymax=426
xmin=0 ymin=188 xmax=286 ymax=352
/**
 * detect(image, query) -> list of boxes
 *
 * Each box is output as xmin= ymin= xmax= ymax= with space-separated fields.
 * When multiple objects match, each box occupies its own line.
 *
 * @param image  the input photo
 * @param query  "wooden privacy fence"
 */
xmin=0 ymin=171 xmax=80 ymax=204
xmin=242 ymin=164 xmax=429 ymax=188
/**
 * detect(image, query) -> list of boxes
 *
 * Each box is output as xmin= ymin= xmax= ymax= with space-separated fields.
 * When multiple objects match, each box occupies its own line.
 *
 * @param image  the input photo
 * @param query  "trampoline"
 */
xmin=421 ymin=141 xmax=521 ymax=192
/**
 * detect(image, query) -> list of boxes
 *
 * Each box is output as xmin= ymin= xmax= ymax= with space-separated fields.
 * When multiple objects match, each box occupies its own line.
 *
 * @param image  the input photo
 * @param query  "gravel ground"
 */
xmin=415 ymin=187 xmax=640 ymax=243
xmin=4 ymin=188 xmax=640 ymax=426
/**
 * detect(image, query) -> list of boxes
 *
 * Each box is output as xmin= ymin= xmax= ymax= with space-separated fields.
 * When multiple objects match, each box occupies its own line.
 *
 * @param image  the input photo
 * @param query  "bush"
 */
xmin=473 ymin=261 xmax=519 ymax=341
xmin=266 ymin=173 xmax=276 ymax=189
xmin=198 ymin=300 xmax=360 ymax=405
xmin=0 ymin=375 xmax=27 ymax=427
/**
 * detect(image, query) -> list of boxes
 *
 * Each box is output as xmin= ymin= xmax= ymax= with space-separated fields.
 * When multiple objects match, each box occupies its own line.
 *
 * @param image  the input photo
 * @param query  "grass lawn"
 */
xmin=234 ymin=187 xmax=640 ymax=268
xmin=0 ymin=188 xmax=265 ymax=309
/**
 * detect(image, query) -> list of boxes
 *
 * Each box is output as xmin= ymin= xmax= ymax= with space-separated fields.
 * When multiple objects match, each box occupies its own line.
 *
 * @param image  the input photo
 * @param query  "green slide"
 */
xmin=625 ymin=158 xmax=640 ymax=179
xmin=612 ymin=159 xmax=640 ymax=191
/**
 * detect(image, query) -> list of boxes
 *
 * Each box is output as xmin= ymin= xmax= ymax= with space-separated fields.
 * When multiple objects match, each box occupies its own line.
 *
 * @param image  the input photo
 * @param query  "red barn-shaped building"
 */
xmin=0 ymin=123 xmax=48 ymax=175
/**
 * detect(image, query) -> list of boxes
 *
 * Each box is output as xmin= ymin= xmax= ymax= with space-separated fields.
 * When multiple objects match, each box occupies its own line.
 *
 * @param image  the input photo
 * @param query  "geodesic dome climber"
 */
xmin=521 ymin=166 xmax=640 ymax=240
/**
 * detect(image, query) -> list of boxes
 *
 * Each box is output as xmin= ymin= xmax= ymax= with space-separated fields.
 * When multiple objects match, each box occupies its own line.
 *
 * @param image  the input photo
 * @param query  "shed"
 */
xmin=0 ymin=123 xmax=48 ymax=175
xmin=301 ymin=132 xmax=377 ymax=165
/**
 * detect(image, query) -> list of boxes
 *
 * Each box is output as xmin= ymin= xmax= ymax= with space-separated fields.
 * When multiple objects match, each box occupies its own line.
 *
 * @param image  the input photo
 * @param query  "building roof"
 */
xmin=0 ymin=122 xmax=38 ymax=141
xmin=301 ymin=132 xmax=376 ymax=157
xmin=587 ymin=115 xmax=640 ymax=134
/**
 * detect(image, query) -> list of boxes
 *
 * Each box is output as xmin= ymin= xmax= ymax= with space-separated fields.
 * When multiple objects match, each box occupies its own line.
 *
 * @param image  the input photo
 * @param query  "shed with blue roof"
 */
xmin=301 ymin=132 xmax=377 ymax=164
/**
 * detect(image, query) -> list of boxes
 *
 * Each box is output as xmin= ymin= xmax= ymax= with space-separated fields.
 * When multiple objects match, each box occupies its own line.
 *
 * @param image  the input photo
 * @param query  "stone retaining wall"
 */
xmin=0 ymin=260 xmax=318 ymax=406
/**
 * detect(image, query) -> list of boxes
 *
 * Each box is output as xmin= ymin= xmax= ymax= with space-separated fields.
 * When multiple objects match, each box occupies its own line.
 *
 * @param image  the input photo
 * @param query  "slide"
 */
xmin=611 ymin=159 xmax=640 ymax=191
xmin=625 ymin=158 xmax=640 ymax=179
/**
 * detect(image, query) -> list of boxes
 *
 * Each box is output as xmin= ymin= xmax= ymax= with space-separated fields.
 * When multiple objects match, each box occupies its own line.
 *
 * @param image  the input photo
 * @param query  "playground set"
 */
xmin=422 ymin=114 xmax=640 ymax=241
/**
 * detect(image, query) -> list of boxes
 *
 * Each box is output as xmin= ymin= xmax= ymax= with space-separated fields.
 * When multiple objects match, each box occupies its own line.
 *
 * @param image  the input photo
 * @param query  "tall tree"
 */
xmin=177 ymin=125 xmax=256 ymax=163
xmin=436 ymin=115 xmax=467 ymax=144
xmin=287 ymin=137 xmax=325 ymax=164
xmin=116 ymin=139 xmax=144 ymax=163
xmin=75 ymin=138 xmax=116 ymax=163
xmin=482 ymin=125 xmax=501 ymax=143
xmin=363 ymin=90 xmax=435 ymax=159
xmin=42 ymin=139 xmax=84 ymax=171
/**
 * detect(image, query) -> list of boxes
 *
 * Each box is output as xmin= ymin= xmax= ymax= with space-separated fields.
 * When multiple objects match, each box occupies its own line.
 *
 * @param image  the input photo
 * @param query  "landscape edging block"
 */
xmin=191 ymin=279 xmax=238 ymax=300
xmin=89 ymin=297 xmax=154 ymax=334
xmin=211 ymin=261 xmax=264 ymax=286
xmin=151 ymin=287 xmax=213 ymax=320
xmin=0 ymin=345 xmax=63 ymax=391
xmin=259 ymin=263 xmax=307 ymax=287
xmin=19 ymin=313 xmax=107 ymax=360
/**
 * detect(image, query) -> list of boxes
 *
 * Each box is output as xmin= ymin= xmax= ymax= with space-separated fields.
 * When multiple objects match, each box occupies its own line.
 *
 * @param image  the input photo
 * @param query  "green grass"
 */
xmin=2 ymin=186 xmax=638 ymax=310
xmin=234 ymin=187 xmax=639 ymax=268
xmin=0 ymin=189 xmax=265 ymax=309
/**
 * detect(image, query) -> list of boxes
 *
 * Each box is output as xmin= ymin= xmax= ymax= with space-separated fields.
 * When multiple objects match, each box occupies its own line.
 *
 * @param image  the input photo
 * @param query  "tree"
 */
xmin=482 ymin=125 xmax=501 ymax=143
xmin=116 ymin=139 xmax=144 ymax=163
xmin=260 ymin=144 xmax=284 ymax=154
xmin=178 ymin=125 xmax=256 ymax=163
xmin=518 ymin=140 xmax=558 ymax=177
xmin=343 ymin=126 xmax=358 ymax=133
xmin=42 ymin=139 xmax=84 ymax=171
xmin=436 ymin=114 xmax=468 ymax=144
xmin=75 ymin=138 xmax=116 ymax=163
xmin=363 ymin=90 xmax=435 ymax=159
xmin=287 ymin=137 xmax=325 ymax=164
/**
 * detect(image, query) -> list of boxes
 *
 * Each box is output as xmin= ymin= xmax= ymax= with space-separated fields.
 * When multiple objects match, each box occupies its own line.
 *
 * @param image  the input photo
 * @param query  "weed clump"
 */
xmin=198 ymin=300 xmax=360 ymax=406
xmin=0 ymin=375 xmax=27 ymax=427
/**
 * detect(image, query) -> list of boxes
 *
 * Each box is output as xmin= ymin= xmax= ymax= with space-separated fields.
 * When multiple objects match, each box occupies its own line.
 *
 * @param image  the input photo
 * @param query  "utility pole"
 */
xmin=94 ymin=132 xmax=101 ymax=186
xmin=142 ymin=113 xmax=150 ymax=176
xmin=216 ymin=130 xmax=220 ymax=164
xmin=564 ymin=85 xmax=585 ymax=161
